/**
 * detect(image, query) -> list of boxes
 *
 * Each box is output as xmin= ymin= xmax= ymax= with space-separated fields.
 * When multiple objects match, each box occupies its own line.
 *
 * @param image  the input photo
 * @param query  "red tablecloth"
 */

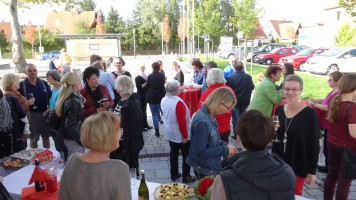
xmin=21 ymin=182 xmax=60 ymax=200
xmin=178 ymin=87 xmax=201 ymax=117
xmin=272 ymin=99 xmax=320 ymax=119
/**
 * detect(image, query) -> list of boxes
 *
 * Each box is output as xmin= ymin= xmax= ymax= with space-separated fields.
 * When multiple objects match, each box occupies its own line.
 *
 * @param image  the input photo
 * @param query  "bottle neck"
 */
xmin=141 ymin=173 xmax=145 ymax=182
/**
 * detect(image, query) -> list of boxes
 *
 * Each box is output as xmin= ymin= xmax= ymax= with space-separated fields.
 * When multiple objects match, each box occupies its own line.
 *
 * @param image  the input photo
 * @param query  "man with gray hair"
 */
xmin=197 ymin=69 xmax=235 ymax=143
xmin=223 ymin=54 xmax=237 ymax=79
xmin=161 ymin=80 xmax=196 ymax=183
xmin=61 ymin=64 xmax=71 ymax=75
xmin=91 ymin=60 xmax=116 ymax=100
xmin=18 ymin=64 xmax=52 ymax=148
xmin=226 ymin=61 xmax=254 ymax=139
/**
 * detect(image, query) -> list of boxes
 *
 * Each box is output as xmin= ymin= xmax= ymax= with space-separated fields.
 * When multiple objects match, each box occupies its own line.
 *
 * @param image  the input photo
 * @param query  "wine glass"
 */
xmin=28 ymin=93 xmax=37 ymax=109
xmin=272 ymin=115 xmax=280 ymax=142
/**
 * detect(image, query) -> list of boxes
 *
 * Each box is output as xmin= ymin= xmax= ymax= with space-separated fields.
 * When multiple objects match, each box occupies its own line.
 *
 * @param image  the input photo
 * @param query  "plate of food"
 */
xmin=31 ymin=149 xmax=55 ymax=164
xmin=10 ymin=148 xmax=44 ymax=160
xmin=1 ymin=158 xmax=30 ymax=170
xmin=154 ymin=183 xmax=194 ymax=200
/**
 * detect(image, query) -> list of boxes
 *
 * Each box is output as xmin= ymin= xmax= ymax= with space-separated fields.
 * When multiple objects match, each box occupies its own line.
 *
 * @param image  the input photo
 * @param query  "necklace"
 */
xmin=283 ymin=105 xmax=296 ymax=153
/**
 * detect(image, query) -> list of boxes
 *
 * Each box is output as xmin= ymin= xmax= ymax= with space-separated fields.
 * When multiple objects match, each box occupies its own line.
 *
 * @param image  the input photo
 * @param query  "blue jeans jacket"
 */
xmin=187 ymin=105 xmax=229 ymax=175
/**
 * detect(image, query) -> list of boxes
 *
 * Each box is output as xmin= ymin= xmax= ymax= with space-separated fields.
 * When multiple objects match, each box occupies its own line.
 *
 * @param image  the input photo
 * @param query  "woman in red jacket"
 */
xmin=197 ymin=68 xmax=235 ymax=143
xmin=80 ymin=67 xmax=114 ymax=118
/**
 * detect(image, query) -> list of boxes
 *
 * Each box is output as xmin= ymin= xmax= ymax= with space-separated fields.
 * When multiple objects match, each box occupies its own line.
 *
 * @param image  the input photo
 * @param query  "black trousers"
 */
xmin=169 ymin=140 xmax=191 ymax=178
xmin=137 ymin=93 xmax=149 ymax=128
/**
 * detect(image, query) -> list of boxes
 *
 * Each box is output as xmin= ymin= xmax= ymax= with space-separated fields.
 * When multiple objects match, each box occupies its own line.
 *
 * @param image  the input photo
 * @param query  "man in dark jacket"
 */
xmin=146 ymin=62 xmax=165 ymax=137
xmin=211 ymin=110 xmax=296 ymax=200
xmin=225 ymin=61 xmax=254 ymax=139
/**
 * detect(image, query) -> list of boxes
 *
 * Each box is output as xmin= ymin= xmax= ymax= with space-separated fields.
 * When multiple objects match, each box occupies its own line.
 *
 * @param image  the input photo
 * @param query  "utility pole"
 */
xmin=187 ymin=0 xmax=190 ymax=56
xmin=38 ymin=25 xmax=43 ymax=60
xmin=182 ymin=2 xmax=185 ymax=60
xmin=192 ymin=0 xmax=195 ymax=57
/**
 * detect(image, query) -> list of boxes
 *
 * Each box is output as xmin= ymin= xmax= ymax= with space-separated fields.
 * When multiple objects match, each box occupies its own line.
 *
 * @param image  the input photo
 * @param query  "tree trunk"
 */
xmin=9 ymin=0 xmax=27 ymax=73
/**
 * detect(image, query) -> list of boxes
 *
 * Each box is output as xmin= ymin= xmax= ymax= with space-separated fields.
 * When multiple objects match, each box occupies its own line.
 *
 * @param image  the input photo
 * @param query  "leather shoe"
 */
xmin=159 ymin=119 xmax=163 ymax=124
xmin=317 ymin=165 xmax=328 ymax=173
xmin=171 ymin=173 xmax=181 ymax=181
xmin=182 ymin=175 xmax=196 ymax=184
xmin=145 ymin=126 xmax=153 ymax=130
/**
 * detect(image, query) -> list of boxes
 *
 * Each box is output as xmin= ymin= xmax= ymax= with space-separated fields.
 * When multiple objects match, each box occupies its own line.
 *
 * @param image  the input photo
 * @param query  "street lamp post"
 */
xmin=161 ymin=22 xmax=164 ymax=57
xmin=38 ymin=25 xmax=43 ymax=61
xmin=133 ymin=29 xmax=136 ymax=59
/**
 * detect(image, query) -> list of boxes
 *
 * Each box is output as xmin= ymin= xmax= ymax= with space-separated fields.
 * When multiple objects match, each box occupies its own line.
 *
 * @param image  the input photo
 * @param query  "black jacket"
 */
xmin=135 ymin=75 xmax=147 ymax=95
xmin=146 ymin=70 xmax=165 ymax=104
xmin=174 ymin=69 xmax=184 ymax=86
xmin=118 ymin=94 xmax=144 ymax=158
xmin=59 ymin=92 xmax=84 ymax=145
xmin=220 ymin=150 xmax=296 ymax=200
xmin=225 ymin=71 xmax=254 ymax=107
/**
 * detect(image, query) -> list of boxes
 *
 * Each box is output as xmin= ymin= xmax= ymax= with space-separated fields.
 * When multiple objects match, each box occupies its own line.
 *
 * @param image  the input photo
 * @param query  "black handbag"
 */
xmin=343 ymin=102 xmax=356 ymax=179
xmin=46 ymin=109 xmax=61 ymax=133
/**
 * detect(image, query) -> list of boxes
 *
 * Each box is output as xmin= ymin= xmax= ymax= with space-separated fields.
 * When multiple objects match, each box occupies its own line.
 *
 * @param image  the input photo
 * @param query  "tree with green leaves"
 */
xmin=23 ymin=27 xmax=65 ymax=53
xmin=98 ymin=9 xmax=105 ymax=24
xmin=74 ymin=21 xmax=96 ymax=34
xmin=105 ymin=6 xmax=125 ymax=33
xmin=0 ymin=32 xmax=8 ymax=53
xmin=231 ymin=0 xmax=263 ymax=71
xmin=79 ymin=0 xmax=96 ymax=11
xmin=339 ymin=0 xmax=356 ymax=17
xmin=4 ymin=0 xmax=79 ymax=72
xmin=336 ymin=23 xmax=356 ymax=47
xmin=194 ymin=0 xmax=223 ymax=45
xmin=23 ymin=21 xmax=36 ymax=58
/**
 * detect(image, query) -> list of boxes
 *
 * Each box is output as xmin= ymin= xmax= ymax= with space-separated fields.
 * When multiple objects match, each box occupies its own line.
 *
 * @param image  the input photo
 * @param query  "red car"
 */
xmin=254 ymin=47 xmax=299 ymax=65
xmin=278 ymin=48 xmax=329 ymax=71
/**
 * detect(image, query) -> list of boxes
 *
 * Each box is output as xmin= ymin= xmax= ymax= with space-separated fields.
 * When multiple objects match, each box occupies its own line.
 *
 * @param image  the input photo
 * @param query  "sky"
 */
xmin=0 ymin=0 xmax=328 ymax=26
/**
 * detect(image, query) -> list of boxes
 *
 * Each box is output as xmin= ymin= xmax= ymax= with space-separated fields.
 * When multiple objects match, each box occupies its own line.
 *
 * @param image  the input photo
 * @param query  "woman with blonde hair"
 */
xmin=55 ymin=72 xmax=86 ymax=158
xmin=187 ymin=87 xmax=238 ymax=179
xmin=324 ymin=74 xmax=356 ymax=200
xmin=135 ymin=62 xmax=151 ymax=130
xmin=58 ymin=111 xmax=131 ymax=199
xmin=2 ymin=73 xmax=34 ymax=115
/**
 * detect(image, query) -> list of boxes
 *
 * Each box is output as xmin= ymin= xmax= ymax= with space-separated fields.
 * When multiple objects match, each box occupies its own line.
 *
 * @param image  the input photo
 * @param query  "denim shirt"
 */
xmin=186 ymin=105 xmax=229 ymax=175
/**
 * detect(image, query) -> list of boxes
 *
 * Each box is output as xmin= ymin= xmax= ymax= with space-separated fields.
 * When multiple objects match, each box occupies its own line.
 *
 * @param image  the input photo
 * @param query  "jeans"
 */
xmin=52 ymin=131 xmax=69 ymax=161
xmin=169 ymin=141 xmax=191 ymax=178
xmin=137 ymin=93 xmax=149 ymax=128
xmin=231 ymin=106 xmax=247 ymax=137
xmin=149 ymin=104 xmax=161 ymax=129
xmin=324 ymin=142 xmax=352 ymax=200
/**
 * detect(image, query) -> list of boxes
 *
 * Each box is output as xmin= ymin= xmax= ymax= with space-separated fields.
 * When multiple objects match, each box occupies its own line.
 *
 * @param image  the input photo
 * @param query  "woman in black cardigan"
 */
xmin=146 ymin=62 xmax=165 ymax=137
xmin=135 ymin=62 xmax=152 ymax=130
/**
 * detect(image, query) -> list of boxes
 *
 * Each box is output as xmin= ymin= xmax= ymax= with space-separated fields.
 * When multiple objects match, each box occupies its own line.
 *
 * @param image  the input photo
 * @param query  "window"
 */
xmin=314 ymin=50 xmax=323 ymax=55
xmin=344 ymin=49 xmax=356 ymax=58
xmin=89 ymin=44 xmax=99 ymax=50
xmin=289 ymin=49 xmax=298 ymax=54
xmin=278 ymin=49 xmax=288 ymax=54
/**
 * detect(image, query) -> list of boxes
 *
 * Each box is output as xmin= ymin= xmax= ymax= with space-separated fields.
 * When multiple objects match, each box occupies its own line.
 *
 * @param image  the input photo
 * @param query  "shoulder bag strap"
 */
xmin=345 ymin=102 xmax=353 ymax=147
xmin=39 ymin=79 xmax=49 ymax=106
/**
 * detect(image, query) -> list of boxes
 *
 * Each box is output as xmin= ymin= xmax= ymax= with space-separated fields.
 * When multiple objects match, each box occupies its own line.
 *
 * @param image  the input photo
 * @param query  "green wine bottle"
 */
xmin=138 ymin=170 xmax=149 ymax=200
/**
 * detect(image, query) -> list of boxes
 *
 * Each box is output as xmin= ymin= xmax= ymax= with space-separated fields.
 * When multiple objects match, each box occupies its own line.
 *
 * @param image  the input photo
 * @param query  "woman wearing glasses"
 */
xmin=187 ymin=87 xmax=238 ymax=179
xmin=112 ymin=75 xmax=144 ymax=177
xmin=272 ymin=74 xmax=320 ymax=196
xmin=197 ymin=68 xmax=235 ymax=143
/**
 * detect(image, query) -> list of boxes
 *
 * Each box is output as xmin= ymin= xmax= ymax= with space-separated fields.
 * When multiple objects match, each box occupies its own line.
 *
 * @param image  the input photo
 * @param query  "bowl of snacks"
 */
xmin=154 ymin=182 xmax=194 ymax=200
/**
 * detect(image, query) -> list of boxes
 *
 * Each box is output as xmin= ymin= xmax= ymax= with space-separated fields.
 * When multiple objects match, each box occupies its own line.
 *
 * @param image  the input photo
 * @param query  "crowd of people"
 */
xmin=1 ymin=53 xmax=356 ymax=199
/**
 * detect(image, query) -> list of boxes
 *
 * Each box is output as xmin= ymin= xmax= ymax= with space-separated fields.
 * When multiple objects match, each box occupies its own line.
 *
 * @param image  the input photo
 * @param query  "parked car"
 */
xmin=278 ymin=48 xmax=329 ymax=71
xmin=304 ymin=47 xmax=356 ymax=74
xmin=254 ymin=47 xmax=299 ymax=65
xmin=226 ymin=46 xmax=257 ymax=59
xmin=247 ymin=44 xmax=286 ymax=62
xmin=42 ymin=50 xmax=61 ymax=60
xmin=292 ymin=45 xmax=309 ymax=51
xmin=217 ymin=46 xmax=238 ymax=59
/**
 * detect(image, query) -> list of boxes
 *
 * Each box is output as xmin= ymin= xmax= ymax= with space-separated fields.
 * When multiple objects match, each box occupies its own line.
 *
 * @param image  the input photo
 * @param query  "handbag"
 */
xmin=46 ymin=109 xmax=61 ymax=133
xmin=343 ymin=102 xmax=356 ymax=179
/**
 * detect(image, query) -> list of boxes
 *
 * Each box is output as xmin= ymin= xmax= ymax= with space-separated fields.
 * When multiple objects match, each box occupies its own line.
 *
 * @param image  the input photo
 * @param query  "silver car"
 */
xmin=304 ymin=47 xmax=356 ymax=74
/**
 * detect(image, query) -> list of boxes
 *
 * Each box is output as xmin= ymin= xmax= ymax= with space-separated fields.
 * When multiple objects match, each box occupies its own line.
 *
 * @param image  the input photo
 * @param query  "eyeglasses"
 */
xmin=220 ymin=102 xmax=232 ymax=111
xmin=283 ymin=88 xmax=300 ymax=92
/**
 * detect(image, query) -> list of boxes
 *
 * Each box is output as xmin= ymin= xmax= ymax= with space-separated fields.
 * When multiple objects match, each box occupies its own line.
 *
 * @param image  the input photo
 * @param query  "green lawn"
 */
xmin=180 ymin=56 xmax=330 ymax=99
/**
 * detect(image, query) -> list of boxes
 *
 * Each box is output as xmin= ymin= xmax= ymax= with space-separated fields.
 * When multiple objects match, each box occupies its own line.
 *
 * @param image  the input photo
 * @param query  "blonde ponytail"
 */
xmin=328 ymin=94 xmax=342 ymax=123
xmin=55 ymin=73 xmax=81 ymax=117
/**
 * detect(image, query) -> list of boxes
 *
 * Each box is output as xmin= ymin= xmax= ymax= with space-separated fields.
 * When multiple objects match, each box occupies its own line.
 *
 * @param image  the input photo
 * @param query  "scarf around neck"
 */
xmin=0 ymin=97 xmax=14 ymax=132
xmin=85 ymin=85 xmax=103 ymax=108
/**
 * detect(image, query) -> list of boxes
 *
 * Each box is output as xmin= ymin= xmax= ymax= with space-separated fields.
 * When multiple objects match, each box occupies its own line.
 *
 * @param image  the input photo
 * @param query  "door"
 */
xmin=275 ymin=48 xmax=288 ymax=62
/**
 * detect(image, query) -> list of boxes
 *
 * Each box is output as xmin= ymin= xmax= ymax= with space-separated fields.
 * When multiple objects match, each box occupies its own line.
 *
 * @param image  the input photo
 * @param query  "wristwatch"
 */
xmin=311 ymin=102 xmax=315 ymax=106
